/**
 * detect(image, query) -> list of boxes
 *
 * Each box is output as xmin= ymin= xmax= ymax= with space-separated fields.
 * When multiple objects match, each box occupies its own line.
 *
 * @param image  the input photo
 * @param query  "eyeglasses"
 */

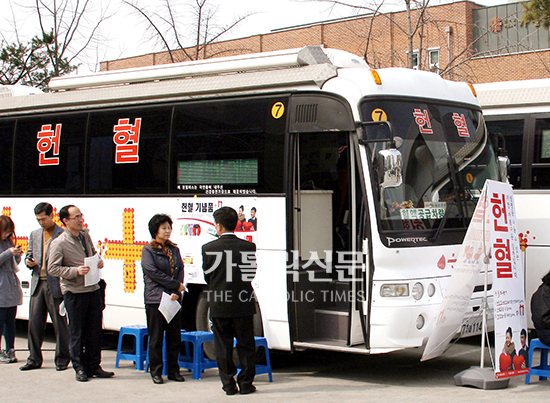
xmin=68 ymin=214 xmax=84 ymax=221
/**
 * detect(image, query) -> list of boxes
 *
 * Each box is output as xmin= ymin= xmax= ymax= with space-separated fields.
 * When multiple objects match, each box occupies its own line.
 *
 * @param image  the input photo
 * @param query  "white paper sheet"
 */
xmin=59 ymin=301 xmax=66 ymax=317
xmin=84 ymin=253 xmax=101 ymax=287
xmin=159 ymin=292 xmax=181 ymax=324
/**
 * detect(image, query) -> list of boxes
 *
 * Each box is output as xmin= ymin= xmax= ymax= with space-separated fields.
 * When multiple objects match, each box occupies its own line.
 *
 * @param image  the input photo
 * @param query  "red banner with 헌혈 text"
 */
xmin=488 ymin=181 xmax=529 ymax=378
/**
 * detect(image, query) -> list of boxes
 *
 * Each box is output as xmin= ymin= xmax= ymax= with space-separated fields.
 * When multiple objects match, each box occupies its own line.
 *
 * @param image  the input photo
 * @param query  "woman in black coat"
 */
xmin=142 ymin=214 xmax=185 ymax=384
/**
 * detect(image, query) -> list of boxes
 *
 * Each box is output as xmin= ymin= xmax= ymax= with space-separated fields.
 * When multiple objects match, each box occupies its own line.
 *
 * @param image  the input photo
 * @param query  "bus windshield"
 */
xmin=361 ymin=98 xmax=500 ymax=233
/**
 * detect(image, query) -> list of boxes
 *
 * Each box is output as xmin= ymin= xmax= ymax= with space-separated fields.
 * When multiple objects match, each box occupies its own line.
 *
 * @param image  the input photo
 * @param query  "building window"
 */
xmin=411 ymin=52 xmax=419 ymax=69
xmin=407 ymin=49 xmax=439 ymax=71
xmin=429 ymin=49 xmax=440 ymax=73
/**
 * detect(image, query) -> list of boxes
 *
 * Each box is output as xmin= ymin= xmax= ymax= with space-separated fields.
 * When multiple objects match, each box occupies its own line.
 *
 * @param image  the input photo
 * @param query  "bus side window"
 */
xmin=87 ymin=107 xmax=171 ymax=194
xmin=171 ymin=98 xmax=285 ymax=194
xmin=0 ymin=120 xmax=14 ymax=194
xmin=13 ymin=114 xmax=86 ymax=195
xmin=533 ymin=118 xmax=550 ymax=189
xmin=486 ymin=120 xmax=524 ymax=188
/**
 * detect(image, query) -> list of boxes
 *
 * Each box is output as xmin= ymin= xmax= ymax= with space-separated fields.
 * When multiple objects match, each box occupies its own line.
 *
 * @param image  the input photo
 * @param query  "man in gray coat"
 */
xmin=20 ymin=203 xmax=70 ymax=371
xmin=48 ymin=205 xmax=112 ymax=382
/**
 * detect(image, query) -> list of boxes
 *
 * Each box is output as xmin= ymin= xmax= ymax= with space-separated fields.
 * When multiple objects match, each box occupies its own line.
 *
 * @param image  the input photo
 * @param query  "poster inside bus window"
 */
xmin=177 ymin=158 xmax=258 ymax=185
xmin=541 ymin=129 xmax=550 ymax=159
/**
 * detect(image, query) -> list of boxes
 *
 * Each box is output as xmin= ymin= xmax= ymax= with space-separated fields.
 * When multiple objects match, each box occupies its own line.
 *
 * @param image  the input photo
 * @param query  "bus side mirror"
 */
xmin=358 ymin=120 xmax=402 ymax=189
xmin=378 ymin=147 xmax=403 ymax=189
xmin=359 ymin=121 xmax=393 ymax=144
xmin=498 ymin=155 xmax=510 ymax=184
xmin=491 ymin=131 xmax=510 ymax=184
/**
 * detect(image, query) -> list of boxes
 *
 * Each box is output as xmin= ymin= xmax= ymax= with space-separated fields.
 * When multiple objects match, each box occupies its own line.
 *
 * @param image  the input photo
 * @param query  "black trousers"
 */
xmin=27 ymin=280 xmax=70 ymax=367
xmin=536 ymin=326 xmax=550 ymax=347
xmin=0 ymin=306 xmax=17 ymax=350
xmin=63 ymin=289 xmax=103 ymax=373
xmin=145 ymin=304 xmax=182 ymax=377
xmin=211 ymin=316 xmax=255 ymax=392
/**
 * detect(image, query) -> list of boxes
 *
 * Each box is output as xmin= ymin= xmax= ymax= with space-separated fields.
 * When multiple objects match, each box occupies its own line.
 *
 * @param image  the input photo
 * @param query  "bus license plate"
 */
xmin=460 ymin=316 xmax=484 ymax=337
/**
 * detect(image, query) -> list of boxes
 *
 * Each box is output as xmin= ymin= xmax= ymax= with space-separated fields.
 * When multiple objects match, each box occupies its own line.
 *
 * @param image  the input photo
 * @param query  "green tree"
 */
xmin=0 ymin=33 xmax=75 ymax=89
xmin=1 ymin=37 xmax=47 ymax=87
xmin=522 ymin=0 xmax=550 ymax=28
xmin=1 ymin=0 xmax=111 ymax=89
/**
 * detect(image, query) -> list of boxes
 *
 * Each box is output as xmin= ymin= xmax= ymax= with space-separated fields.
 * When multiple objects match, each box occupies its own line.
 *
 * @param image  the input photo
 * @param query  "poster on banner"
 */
xmin=488 ymin=181 xmax=530 ymax=379
xmin=174 ymin=198 xmax=259 ymax=285
xmin=421 ymin=185 xmax=491 ymax=361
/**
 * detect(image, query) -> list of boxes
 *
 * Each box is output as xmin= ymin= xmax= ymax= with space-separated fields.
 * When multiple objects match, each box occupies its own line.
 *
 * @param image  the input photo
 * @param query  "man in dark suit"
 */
xmin=202 ymin=206 xmax=257 ymax=395
xmin=20 ymin=202 xmax=70 ymax=371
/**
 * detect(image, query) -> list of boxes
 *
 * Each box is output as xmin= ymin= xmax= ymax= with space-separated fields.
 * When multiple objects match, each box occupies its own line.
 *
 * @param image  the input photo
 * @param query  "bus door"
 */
xmin=290 ymin=131 xmax=366 ymax=348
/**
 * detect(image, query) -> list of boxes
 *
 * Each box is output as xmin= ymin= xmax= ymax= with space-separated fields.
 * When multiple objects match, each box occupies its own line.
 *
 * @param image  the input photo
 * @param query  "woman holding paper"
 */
xmin=142 ymin=214 xmax=185 ymax=385
xmin=0 ymin=215 xmax=23 ymax=364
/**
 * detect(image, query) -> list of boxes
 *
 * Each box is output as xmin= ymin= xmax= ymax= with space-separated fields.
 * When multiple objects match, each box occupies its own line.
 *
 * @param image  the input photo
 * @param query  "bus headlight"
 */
xmin=427 ymin=283 xmax=436 ymax=297
xmin=380 ymin=284 xmax=409 ymax=297
xmin=416 ymin=314 xmax=425 ymax=330
xmin=412 ymin=282 xmax=424 ymax=300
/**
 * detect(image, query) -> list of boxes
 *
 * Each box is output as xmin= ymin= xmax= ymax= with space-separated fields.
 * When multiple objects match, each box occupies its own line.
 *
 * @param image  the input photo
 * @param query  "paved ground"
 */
xmin=1 ymin=321 xmax=549 ymax=403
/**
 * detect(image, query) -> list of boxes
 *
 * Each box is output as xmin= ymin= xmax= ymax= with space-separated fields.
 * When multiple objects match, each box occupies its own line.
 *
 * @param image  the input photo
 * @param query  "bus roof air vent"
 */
xmin=49 ymin=47 xmax=368 ymax=91
xmin=295 ymin=104 xmax=318 ymax=125
xmin=297 ymin=46 xmax=332 ymax=66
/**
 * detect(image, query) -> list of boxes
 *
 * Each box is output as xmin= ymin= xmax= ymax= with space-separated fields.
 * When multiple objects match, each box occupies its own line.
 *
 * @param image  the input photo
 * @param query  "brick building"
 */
xmin=100 ymin=1 xmax=550 ymax=84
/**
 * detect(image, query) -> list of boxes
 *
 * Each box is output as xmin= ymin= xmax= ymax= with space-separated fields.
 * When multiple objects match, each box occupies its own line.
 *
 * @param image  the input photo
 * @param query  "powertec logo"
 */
xmin=387 ymin=236 xmax=428 ymax=246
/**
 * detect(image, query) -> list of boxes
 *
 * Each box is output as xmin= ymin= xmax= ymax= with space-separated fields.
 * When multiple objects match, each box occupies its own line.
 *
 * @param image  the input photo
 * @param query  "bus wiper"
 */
xmin=429 ymin=185 xmax=454 ymax=243
xmin=429 ymin=156 xmax=465 ymax=243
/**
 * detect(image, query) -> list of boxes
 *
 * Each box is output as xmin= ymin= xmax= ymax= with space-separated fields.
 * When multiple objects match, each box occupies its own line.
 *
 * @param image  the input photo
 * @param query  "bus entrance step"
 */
xmin=314 ymin=309 xmax=347 ymax=341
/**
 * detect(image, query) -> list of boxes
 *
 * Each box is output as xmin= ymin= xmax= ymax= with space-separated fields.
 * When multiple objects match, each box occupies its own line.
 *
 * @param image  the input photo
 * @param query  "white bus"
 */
xmin=0 ymin=46 xmax=503 ymax=354
xmin=476 ymin=78 xmax=550 ymax=328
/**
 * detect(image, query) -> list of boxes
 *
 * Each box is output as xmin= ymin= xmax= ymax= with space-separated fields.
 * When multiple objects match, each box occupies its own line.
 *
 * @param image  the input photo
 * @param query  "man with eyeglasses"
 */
xmin=20 ymin=202 xmax=70 ymax=372
xmin=48 ymin=205 xmax=114 ymax=382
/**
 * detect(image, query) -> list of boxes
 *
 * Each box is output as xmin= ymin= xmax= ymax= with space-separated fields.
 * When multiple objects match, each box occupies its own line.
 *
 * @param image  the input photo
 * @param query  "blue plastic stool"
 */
xmin=178 ymin=331 xmax=217 ymax=380
xmin=116 ymin=325 xmax=148 ymax=371
xmin=253 ymin=337 xmax=273 ymax=382
xmin=145 ymin=334 xmax=168 ymax=376
xmin=235 ymin=336 xmax=273 ymax=382
xmin=526 ymin=338 xmax=550 ymax=384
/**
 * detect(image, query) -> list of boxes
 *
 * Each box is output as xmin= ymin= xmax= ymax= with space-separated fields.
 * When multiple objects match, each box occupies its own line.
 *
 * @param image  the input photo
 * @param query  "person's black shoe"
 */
xmin=240 ymin=385 xmax=257 ymax=394
xmin=20 ymin=362 xmax=40 ymax=371
xmin=167 ymin=373 xmax=185 ymax=382
xmin=89 ymin=367 xmax=115 ymax=378
xmin=152 ymin=375 xmax=164 ymax=384
xmin=56 ymin=364 xmax=69 ymax=371
xmin=225 ymin=387 xmax=238 ymax=396
xmin=75 ymin=370 xmax=88 ymax=382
